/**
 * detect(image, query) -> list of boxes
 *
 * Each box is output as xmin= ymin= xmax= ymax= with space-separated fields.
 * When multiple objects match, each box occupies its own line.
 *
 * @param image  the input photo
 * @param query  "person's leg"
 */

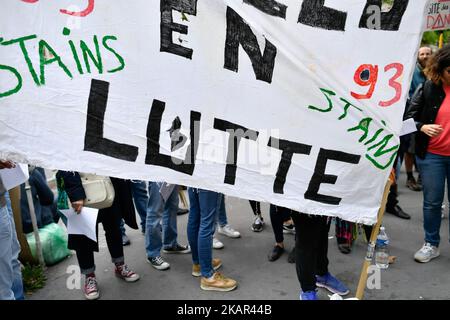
xmin=187 ymin=188 xmax=201 ymax=266
xmin=335 ymin=218 xmax=353 ymax=254
xmin=198 ymin=190 xmax=221 ymax=278
xmin=119 ymin=219 xmax=130 ymax=246
xmin=75 ymin=249 xmax=96 ymax=276
xmin=5 ymin=192 xmax=24 ymax=300
xmin=162 ymin=186 xmax=180 ymax=249
xmin=417 ymin=153 xmax=446 ymax=247
xmin=291 ymin=213 xmax=321 ymax=293
xmin=268 ymin=205 xmax=286 ymax=261
xmin=216 ymin=194 xmax=240 ymax=238
xmin=75 ymin=248 xmax=99 ymax=300
xmin=145 ymin=182 xmax=164 ymax=259
xmin=217 ymin=194 xmax=227 ymax=227
xmin=249 ymin=200 xmax=261 ymax=216
xmin=131 ymin=181 xmax=148 ymax=232
xmin=101 ymin=207 xmax=139 ymax=281
xmin=100 ymin=208 xmax=125 ymax=266
xmin=0 ymin=204 xmax=16 ymax=300
xmin=316 ymin=216 xmax=330 ymax=277
xmin=250 ymin=200 xmax=264 ymax=232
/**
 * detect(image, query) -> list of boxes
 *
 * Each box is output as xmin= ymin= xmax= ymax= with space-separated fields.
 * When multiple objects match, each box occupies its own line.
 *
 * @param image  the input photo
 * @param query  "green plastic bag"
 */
xmin=26 ymin=223 xmax=72 ymax=266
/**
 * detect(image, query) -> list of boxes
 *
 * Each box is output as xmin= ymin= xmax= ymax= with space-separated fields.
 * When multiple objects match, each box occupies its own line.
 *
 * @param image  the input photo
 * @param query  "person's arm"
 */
xmin=56 ymin=171 xmax=86 ymax=213
xmin=29 ymin=168 xmax=54 ymax=206
xmin=404 ymin=83 xmax=425 ymax=130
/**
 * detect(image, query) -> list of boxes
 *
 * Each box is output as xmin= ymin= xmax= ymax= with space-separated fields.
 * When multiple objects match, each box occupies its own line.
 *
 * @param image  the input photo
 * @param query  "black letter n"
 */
xmin=224 ymin=7 xmax=277 ymax=84
xmin=84 ymin=79 xmax=138 ymax=162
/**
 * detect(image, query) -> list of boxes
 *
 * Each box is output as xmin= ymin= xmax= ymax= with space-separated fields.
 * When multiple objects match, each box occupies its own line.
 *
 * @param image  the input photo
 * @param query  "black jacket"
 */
xmin=56 ymin=171 xmax=138 ymax=252
xmin=404 ymin=80 xmax=446 ymax=159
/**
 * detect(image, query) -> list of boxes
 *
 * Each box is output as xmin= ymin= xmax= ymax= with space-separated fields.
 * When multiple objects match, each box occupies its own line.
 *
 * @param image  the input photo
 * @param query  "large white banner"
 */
xmin=0 ymin=0 xmax=428 ymax=224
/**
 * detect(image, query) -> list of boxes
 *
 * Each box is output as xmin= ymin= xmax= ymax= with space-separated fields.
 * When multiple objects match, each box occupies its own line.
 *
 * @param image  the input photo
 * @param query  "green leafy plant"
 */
xmin=22 ymin=263 xmax=46 ymax=295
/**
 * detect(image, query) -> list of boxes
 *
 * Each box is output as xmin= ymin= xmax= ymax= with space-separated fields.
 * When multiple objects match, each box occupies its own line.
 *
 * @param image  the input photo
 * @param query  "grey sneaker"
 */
xmin=162 ymin=243 xmax=191 ymax=254
xmin=414 ymin=243 xmax=440 ymax=263
xmin=147 ymin=256 xmax=170 ymax=270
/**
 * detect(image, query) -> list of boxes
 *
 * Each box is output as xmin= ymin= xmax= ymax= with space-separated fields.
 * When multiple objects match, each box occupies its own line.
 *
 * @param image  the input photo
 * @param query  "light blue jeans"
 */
xmin=216 ymin=194 xmax=227 ymax=227
xmin=187 ymin=189 xmax=221 ymax=278
xmin=0 ymin=192 xmax=24 ymax=300
xmin=145 ymin=182 xmax=179 ymax=258
xmin=416 ymin=152 xmax=450 ymax=247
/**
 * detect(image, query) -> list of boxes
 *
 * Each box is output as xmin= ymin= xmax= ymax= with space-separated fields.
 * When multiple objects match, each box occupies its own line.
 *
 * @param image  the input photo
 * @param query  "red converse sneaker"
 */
xmin=115 ymin=264 xmax=140 ymax=282
xmin=84 ymin=274 xmax=100 ymax=300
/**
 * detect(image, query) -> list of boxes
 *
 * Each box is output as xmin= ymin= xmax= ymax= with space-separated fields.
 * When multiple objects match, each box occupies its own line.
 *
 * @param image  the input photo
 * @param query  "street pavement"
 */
xmin=28 ymin=171 xmax=450 ymax=300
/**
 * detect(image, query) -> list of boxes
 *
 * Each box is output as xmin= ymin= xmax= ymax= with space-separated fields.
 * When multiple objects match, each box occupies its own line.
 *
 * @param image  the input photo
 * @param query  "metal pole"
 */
xmin=25 ymin=180 xmax=46 ymax=268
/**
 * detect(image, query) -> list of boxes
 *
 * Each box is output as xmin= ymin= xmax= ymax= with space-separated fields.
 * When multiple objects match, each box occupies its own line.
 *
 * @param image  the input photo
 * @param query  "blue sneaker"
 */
xmin=316 ymin=272 xmax=349 ymax=296
xmin=300 ymin=290 xmax=318 ymax=300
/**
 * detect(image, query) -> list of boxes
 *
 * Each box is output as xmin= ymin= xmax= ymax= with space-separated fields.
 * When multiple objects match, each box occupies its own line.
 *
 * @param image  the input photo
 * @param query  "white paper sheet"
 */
xmin=60 ymin=207 xmax=98 ymax=242
xmin=0 ymin=164 xmax=29 ymax=190
xmin=400 ymin=118 xmax=418 ymax=137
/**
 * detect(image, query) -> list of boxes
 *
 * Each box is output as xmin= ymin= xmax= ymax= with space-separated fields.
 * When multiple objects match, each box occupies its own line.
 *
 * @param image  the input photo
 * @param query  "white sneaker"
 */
xmin=213 ymin=237 xmax=224 ymax=249
xmin=218 ymin=225 xmax=241 ymax=238
xmin=414 ymin=243 xmax=440 ymax=263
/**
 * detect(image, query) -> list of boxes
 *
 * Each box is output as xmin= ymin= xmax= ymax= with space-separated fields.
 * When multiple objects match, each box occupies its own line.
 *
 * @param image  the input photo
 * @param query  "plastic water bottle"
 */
xmin=375 ymin=226 xmax=389 ymax=269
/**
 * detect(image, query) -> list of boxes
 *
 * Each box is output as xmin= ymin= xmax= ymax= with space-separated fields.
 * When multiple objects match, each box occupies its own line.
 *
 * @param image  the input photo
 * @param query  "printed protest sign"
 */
xmin=0 ymin=1 xmax=428 ymax=223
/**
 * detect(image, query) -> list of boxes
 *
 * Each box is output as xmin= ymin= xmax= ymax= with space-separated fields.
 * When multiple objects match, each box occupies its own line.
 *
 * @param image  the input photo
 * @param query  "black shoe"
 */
xmin=177 ymin=208 xmax=189 ymax=216
xmin=386 ymin=205 xmax=411 ymax=219
xmin=162 ymin=243 xmax=191 ymax=254
xmin=338 ymin=243 xmax=351 ymax=254
xmin=122 ymin=234 xmax=131 ymax=246
xmin=268 ymin=245 xmax=284 ymax=262
xmin=406 ymin=178 xmax=422 ymax=191
xmin=287 ymin=247 xmax=296 ymax=263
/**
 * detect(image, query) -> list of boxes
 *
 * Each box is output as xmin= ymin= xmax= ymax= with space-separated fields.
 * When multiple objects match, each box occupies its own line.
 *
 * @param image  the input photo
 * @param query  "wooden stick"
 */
xmin=355 ymin=178 xmax=392 ymax=300
xmin=179 ymin=187 xmax=189 ymax=209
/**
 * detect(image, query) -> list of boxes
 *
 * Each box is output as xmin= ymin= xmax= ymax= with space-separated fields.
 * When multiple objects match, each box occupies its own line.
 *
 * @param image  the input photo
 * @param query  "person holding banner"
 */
xmin=56 ymin=171 xmax=140 ymax=300
xmin=291 ymin=212 xmax=349 ymax=300
xmin=406 ymin=44 xmax=450 ymax=263
xmin=0 ymin=160 xmax=24 ymax=300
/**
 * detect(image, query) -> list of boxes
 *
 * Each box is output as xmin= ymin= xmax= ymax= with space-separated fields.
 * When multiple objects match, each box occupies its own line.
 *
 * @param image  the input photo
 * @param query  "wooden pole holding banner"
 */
xmin=439 ymin=32 xmax=444 ymax=49
xmin=25 ymin=181 xmax=46 ymax=268
xmin=355 ymin=174 xmax=393 ymax=300
xmin=9 ymin=186 xmax=37 ymax=264
xmin=179 ymin=186 xmax=189 ymax=209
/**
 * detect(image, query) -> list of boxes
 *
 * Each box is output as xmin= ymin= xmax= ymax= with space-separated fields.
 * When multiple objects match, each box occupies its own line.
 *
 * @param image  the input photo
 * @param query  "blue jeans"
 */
xmin=216 ymin=194 xmax=227 ymax=227
xmin=0 ymin=193 xmax=24 ymax=300
xmin=187 ymin=189 xmax=221 ymax=278
xmin=120 ymin=180 xmax=148 ymax=235
xmin=145 ymin=182 xmax=179 ymax=258
xmin=416 ymin=152 xmax=450 ymax=247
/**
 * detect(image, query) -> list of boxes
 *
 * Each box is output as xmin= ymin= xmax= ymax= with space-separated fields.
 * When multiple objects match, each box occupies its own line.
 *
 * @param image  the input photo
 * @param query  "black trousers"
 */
xmin=270 ymin=205 xmax=293 ymax=244
xmin=291 ymin=213 xmax=330 ymax=292
xmin=76 ymin=209 xmax=124 ymax=274
xmin=249 ymin=200 xmax=261 ymax=216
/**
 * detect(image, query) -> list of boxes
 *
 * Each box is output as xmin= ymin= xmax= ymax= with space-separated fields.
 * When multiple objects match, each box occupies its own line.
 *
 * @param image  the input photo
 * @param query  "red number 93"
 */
xmin=351 ymin=62 xmax=403 ymax=108
xmin=20 ymin=0 xmax=95 ymax=17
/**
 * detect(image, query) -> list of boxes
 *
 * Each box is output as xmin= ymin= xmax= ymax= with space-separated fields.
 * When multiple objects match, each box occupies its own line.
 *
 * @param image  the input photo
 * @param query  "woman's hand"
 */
xmin=71 ymin=200 xmax=85 ymax=214
xmin=421 ymin=124 xmax=444 ymax=137
xmin=0 ymin=160 xmax=16 ymax=169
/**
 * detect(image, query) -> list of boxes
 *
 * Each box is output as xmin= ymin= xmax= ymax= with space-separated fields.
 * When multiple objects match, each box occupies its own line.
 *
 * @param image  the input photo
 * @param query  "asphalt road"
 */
xmin=28 ymin=171 xmax=450 ymax=300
